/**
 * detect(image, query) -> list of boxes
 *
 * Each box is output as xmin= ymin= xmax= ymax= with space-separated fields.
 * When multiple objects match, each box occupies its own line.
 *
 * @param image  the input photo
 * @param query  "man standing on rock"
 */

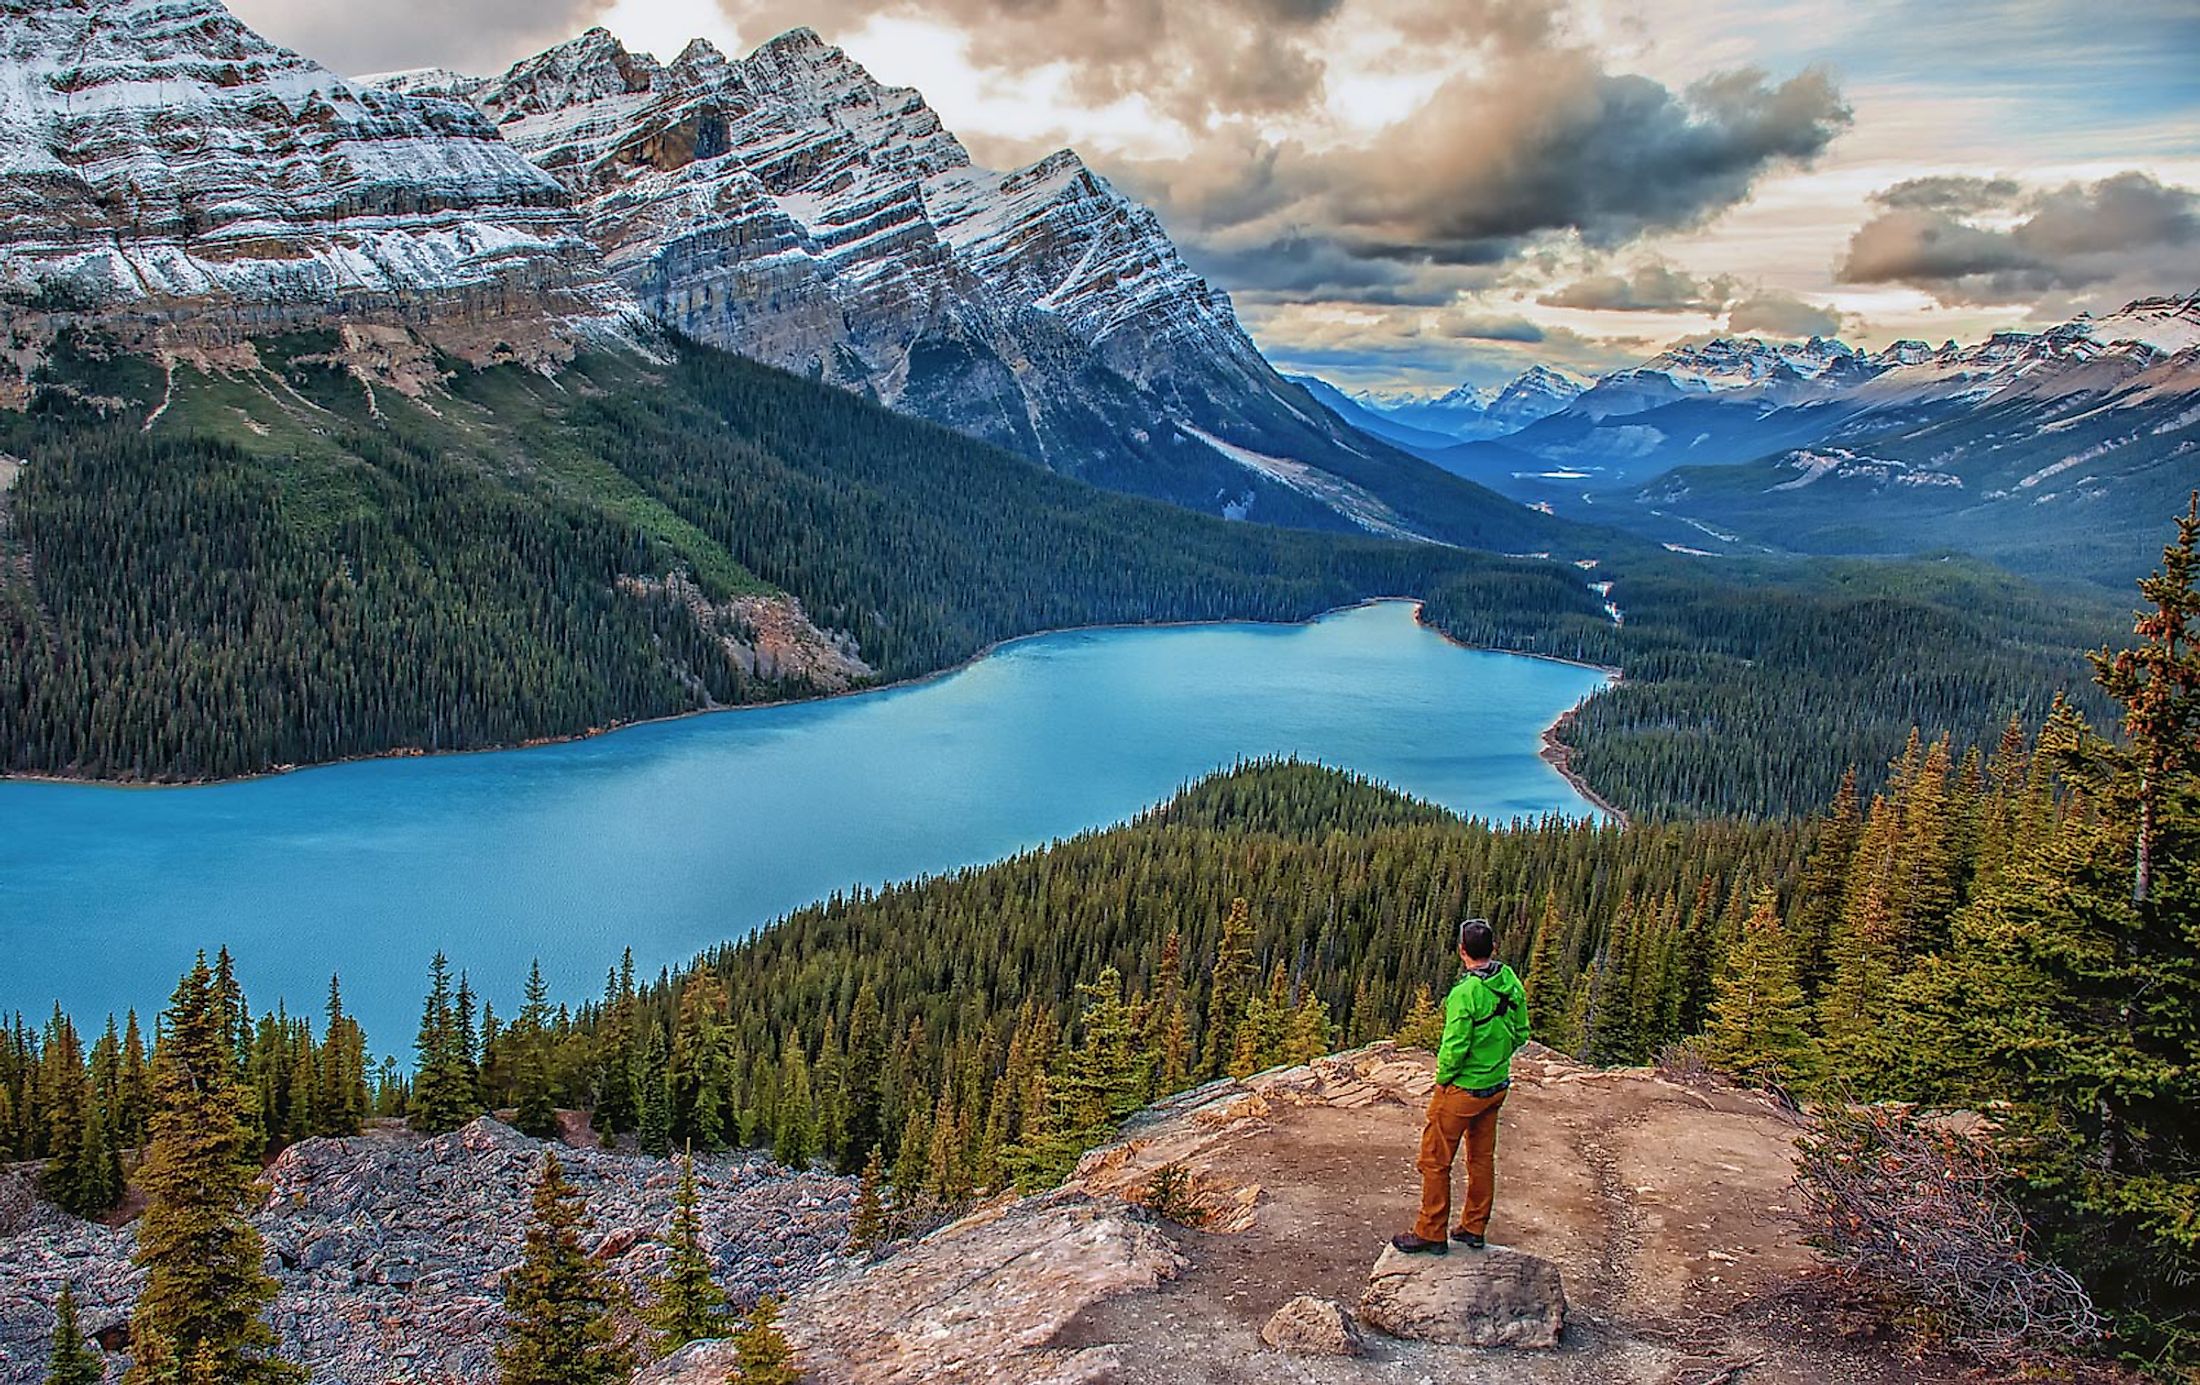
xmin=1394 ymin=918 xmax=1529 ymax=1254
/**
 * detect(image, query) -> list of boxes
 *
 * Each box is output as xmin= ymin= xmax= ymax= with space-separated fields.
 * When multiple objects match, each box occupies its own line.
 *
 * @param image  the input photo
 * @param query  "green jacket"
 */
xmin=1434 ymin=961 xmax=1529 ymax=1090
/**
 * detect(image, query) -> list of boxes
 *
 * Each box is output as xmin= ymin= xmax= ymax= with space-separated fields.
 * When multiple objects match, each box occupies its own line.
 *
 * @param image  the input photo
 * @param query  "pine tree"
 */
xmin=637 ymin=1021 xmax=672 ymax=1159
xmin=1146 ymin=933 xmax=1193 ymax=1094
xmin=1282 ymin=987 xmax=1333 ymax=1065
xmin=772 ymin=1039 xmax=814 ymax=1169
xmin=1522 ymin=892 xmax=1571 ymax=1037
xmin=1201 ymin=898 xmax=1256 ymax=1077
xmin=849 ymin=1145 xmax=888 ymax=1252
xmin=730 ymin=1296 xmax=798 ymax=1385
xmin=840 ymin=982 xmax=886 ymax=1174
xmin=668 ymin=976 xmax=733 ymax=1151
xmin=1698 ymin=890 xmax=1816 ymax=1090
xmin=646 ymin=1150 xmax=726 ymax=1351
xmin=45 ymin=1282 xmax=102 ymax=1385
xmin=410 ymin=954 xmax=477 ymax=1135
xmin=496 ymin=1153 xmax=635 ymax=1385
xmin=1395 ymin=985 xmax=1444 ymax=1050
xmin=125 ymin=958 xmax=297 ymax=1385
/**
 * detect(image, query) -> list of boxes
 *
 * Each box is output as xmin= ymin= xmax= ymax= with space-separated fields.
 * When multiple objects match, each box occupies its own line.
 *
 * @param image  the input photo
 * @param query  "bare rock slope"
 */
xmin=0 ymin=1118 xmax=852 ymax=1384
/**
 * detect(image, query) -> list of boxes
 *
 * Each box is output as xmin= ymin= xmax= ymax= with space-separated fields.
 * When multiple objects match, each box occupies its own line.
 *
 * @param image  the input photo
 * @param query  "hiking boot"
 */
xmin=1390 ymin=1233 xmax=1448 ymax=1255
xmin=1450 ymin=1229 xmax=1486 ymax=1249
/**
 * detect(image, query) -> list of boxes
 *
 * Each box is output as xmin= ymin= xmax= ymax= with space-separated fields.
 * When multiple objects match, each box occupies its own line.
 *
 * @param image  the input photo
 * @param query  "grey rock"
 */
xmin=0 ymin=1120 xmax=853 ymax=1385
xmin=1357 ymin=1244 xmax=1566 ymax=1349
xmin=1259 ymin=1295 xmax=1364 ymax=1357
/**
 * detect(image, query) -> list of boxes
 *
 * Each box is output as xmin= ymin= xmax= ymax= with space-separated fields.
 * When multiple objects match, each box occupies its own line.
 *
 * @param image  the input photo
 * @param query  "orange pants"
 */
xmin=1415 ymin=1083 xmax=1507 ymax=1241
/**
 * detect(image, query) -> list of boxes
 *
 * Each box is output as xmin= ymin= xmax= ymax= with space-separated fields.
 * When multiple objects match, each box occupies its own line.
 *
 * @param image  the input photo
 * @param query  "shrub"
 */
xmin=1793 ymin=1104 xmax=2099 ymax=1359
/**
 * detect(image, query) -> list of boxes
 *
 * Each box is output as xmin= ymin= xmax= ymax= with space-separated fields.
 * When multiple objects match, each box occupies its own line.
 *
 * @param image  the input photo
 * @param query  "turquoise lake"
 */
xmin=1 ymin=601 xmax=1609 ymax=1044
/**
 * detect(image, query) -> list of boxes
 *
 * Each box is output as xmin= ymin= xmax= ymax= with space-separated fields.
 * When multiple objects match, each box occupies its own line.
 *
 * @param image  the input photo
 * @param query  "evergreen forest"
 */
xmin=0 ymin=333 xmax=2125 ymax=816
xmin=8 ymin=501 xmax=2197 ymax=1367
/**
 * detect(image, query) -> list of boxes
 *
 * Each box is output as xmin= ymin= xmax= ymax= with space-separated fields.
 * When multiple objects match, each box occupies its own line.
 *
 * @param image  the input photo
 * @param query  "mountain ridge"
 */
xmin=367 ymin=24 xmax=1550 ymax=547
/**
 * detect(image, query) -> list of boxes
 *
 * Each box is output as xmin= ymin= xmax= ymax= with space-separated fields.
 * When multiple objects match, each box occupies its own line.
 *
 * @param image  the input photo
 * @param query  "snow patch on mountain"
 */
xmin=0 ymin=0 xmax=629 ymax=334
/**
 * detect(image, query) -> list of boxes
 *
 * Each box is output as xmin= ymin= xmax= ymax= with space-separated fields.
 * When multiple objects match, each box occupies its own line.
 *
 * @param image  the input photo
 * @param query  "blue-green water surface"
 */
xmin=2 ymin=602 xmax=1608 ymax=1040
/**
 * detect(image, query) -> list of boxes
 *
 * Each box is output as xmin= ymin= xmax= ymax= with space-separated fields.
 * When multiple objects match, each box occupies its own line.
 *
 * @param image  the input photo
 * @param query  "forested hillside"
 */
xmin=9 ymin=510 xmax=2197 ymax=1362
xmin=1425 ymin=550 xmax=2122 ymax=816
xmin=0 ymin=333 xmax=2126 ymax=820
xmin=0 ymin=336 xmax=1557 ymax=781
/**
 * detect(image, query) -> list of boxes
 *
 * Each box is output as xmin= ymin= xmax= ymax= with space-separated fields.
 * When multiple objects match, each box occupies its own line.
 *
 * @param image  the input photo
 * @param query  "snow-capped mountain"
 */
xmin=1566 ymin=336 xmax=1876 ymax=419
xmin=1340 ymin=366 xmax=1585 ymax=447
xmin=0 ymin=0 xmax=627 ymax=348
xmin=1283 ymin=375 xmax=1460 ymax=453
xmin=1350 ymin=382 xmax=1490 ymax=440
xmin=372 ymin=27 xmax=1531 ymax=543
xmin=1485 ymin=366 xmax=1589 ymax=431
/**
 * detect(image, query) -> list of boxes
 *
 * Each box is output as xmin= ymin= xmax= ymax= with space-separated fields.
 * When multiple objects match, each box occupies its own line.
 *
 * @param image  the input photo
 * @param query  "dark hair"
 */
xmin=1458 ymin=918 xmax=1495 ymax=961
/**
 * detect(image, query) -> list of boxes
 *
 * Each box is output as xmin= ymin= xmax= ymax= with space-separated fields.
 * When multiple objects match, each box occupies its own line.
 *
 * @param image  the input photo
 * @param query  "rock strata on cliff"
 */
xmin=0 ymin=0 xmax=632 ymax=360
xmin=384 ymin=28 xmax=1513 ymax=540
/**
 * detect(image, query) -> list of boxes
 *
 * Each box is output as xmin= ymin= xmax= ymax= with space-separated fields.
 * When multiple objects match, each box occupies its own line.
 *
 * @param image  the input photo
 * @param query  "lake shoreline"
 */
xmin=2 ymin=598 xmax=1625 ymax=813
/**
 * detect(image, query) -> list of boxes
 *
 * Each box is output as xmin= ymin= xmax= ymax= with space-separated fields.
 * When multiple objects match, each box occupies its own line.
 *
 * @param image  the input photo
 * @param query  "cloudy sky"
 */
xmin=234 ymin=0 xmax=2200 ymax=392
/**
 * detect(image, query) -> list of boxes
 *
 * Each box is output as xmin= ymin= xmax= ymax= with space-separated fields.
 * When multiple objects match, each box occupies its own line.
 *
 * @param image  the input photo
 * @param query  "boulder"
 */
xmin=1260 ymin=1295 xmax=1364 ymax=1356
xmin=632 ymin=1339 xmax=742 ymax=1384
xmin=1356 ymin=1244 xmax=1565 ymax=1349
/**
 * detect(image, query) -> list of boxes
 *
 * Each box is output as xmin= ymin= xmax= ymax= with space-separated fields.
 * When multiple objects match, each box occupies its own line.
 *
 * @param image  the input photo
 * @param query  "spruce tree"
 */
xmin=1395 ymin=985 xmax=1444 ymax=1050
xmin=496 ymin=1153 xmax=635 ymax=1385
xmin=1956 ymin=502 xmax=2200 ymax=1346
xmin=46 ymin=1282 xmax=102 ymax=1385
xmin=668 ymin=976 xmax=733 ymax=1151
xmin=839 ymin=982 xmax=886 ymax=1173
xmin=410 ymin=954 xmax=477 ymax=1134
xmin=849 ymin=1145 xmax=888 ymax=1251
xmin=771 ymin=1040 xmax=813 ymax=1169
xmin=1201 ymin=898 xmax=1256 ymax=1077
xmin=637 ymin=1021 xmax=672 ymax=1158
xmin=1146 ymin=933 xmax=1193 ymax=1094
xmin=730 ymin=1296 xmax=798 ymax=1385
xmin=125 ymin=958 xmax=297 ymax=1385
xmin=1522 ymin=892 xmax=1571 ymax=1036
xmin=646 ymin=1150 xmax=726 ymax=1351
xmin=1698 ymin=890 xmax=1816 ymax=1090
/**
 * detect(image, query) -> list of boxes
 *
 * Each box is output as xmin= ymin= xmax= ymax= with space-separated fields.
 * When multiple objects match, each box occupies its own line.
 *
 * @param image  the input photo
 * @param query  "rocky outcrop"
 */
xmin=1357 ymin=1243 xmax=1566 ymax=1348
xmin=0 ymin=1119 xmax=853 ymax=1385
xmin=785 ymin=1191 xmax=1186 ymax=1384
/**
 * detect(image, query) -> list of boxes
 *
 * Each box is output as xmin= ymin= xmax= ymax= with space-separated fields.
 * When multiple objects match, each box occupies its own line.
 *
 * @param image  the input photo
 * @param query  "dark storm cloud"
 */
xmin=1839 ymin=171 xmax=2199 ymax=306
xmin=1870 ymin=175 xmax=2024 ymax=215
xmin=1437 ymin=313 xmax=1547 ymax=343
xmin=1538 ymin=262 xmax=1738 ymax=311
xmin=1112 ymin=52 xmax=1848 ymax=295
xmin=227 ymin=0 xmax=616 ymax=76
xmin=1725 ymin=293 xmax=1845 ymax=338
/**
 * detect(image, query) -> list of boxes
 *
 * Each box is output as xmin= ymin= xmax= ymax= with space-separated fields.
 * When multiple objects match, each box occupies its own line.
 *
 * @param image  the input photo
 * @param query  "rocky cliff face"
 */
xmin=382 ymin=28 xmax=1486 ymax=538
xmin=0 ymin=0 xmax=631 ymax=362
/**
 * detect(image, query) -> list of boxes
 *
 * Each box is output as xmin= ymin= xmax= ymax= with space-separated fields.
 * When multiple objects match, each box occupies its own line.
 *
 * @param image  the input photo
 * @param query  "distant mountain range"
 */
xmin=0 ymin=2 xmax=1561 ymax=553
xmin=1303 ymin=296 xmax=2200 ymax=580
